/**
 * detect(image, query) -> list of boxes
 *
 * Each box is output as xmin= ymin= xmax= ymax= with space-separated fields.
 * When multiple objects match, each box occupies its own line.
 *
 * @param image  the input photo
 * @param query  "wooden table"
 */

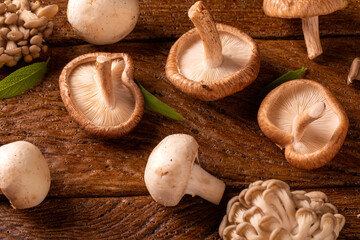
xmin=0 ymin=0 xmax=359 ymax=239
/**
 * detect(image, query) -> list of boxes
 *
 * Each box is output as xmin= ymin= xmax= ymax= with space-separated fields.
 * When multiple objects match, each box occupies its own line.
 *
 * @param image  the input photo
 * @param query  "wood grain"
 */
xmin=48 ymin=0 xmax=360 ymax=45
xmin=0 ymin=1 xmax=359 ymax=238
xmin=0 ymin=37 xmax=358 ymax=198
xmin=0 ymin=188 xmax=358 ymax=239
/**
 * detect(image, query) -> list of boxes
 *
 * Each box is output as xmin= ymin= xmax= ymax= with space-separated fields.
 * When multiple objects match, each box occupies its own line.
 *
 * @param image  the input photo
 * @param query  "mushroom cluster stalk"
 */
xmin=302 ymin=16 xmax=323 ymax=60
xmin=185 ymin=163 xmax=225 ymax=205
xmin=95 ymin=55 xmax=115 ymax=109
xmin=188 ymin=1 xmax=223 ymax=68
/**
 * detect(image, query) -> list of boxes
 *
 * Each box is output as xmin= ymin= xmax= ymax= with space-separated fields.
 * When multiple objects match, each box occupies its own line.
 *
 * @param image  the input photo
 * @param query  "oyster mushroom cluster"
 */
xmin=0 ymin=0 xmax=58 ymax=68
xmin=219 ymin=179 xmax=345 ymax=240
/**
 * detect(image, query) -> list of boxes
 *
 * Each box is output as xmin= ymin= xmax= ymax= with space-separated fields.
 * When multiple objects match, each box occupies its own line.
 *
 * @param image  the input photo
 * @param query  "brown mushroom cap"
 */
xmin=59 ymin=52 xmax=144 ymax=138
xmin=258 ymin=79 xmax=348 ymax=169
xmin=263 ymin=0 xmax=348 ymax=18
xmin=166 ymin=2 xmax=260 ymax=101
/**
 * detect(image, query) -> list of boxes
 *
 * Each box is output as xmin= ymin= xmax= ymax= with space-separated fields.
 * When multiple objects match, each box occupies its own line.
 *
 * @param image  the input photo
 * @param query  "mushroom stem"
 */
xmin=347 ymin=57 xmax=360 ymax=85
xmin=184 ymin=163 xmax=225 ymax=205
xmin=188 ymin=1 xmax=223 ymax=68
xmin=292 ymin=102 xmax=326 ymax=142
xmin=95 ymin=55 xmax=115 ymax=108
xmin=302 ymin=16 xmax=323 ymax=60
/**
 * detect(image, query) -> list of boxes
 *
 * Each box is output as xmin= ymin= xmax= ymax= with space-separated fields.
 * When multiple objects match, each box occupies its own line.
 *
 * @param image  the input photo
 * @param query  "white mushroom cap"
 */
xmin=0 ymin=141 xmax=50 ymax=209
xmin=144 ymin=134 xmax=225 ymax=206
xmin=67 ymin=0 xmax=139 ymax=45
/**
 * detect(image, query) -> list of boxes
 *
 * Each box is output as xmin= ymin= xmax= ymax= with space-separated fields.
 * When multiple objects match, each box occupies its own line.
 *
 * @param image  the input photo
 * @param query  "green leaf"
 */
xmin=0 ymin=60 xmax=49 ymax=99
xmin=135 ymin=80 xmax=185 ymax=120
xmin=258 ymin=67 xmax=307 ymax=100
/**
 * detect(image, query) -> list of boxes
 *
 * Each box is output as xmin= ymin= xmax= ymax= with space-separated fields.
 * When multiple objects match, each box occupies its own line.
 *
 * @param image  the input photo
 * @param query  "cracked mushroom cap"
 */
xmin=165 ymin=1 xmax=260 ymax=101
xmin=258 ymin=80 xmax=348 ymax=170
xmin=219 ymin=179 xmax=345 ymax=240
xmin=263 ymin=0 xmax=348 ymax=18
xmin=59 ymin=52 xmax=144 ymax=138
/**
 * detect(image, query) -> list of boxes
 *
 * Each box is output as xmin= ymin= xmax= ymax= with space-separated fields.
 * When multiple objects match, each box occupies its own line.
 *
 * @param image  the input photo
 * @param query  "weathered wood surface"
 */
xmin=0 ymin=0 xmax=359 ymax=239
xmin=0 ymin=188 xmax=358 ymax=239
xmin=0 ymin=37 xmax=359 ymax=198
xmin=49 ymin=0 xmax=360 ymax=45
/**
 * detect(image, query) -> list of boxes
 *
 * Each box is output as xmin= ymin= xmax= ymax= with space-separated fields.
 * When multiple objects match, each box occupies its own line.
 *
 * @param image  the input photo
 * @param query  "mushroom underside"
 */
xmin=177 ymin=31 xmax=253 ymax=82
xmin=69 ymin=59 xmax=136 ymax=127
xmin=267 ymin=84 xmax=339 ymax=154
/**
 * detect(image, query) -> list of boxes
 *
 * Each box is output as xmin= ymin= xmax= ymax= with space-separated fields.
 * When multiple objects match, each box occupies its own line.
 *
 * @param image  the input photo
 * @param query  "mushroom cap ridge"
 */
xmin=166 ymin=23 xmax=260 ymax=101
xmin=144 ymin=134 xmax=199 ymax=206
xmin=263 ymin=0 xmax=348 ymax=18
xmin=258 ymin=79 xmax=348 ymax=169
xmin=59 ymin=52 xmax=144 ymax=139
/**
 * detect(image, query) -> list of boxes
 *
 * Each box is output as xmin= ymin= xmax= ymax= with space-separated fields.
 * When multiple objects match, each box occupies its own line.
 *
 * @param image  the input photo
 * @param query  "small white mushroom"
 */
xmin=5 ymin=40 xmax=21 ymax=55
xmin=0 ymin=3 xmax=6 ymax=15
xmin=4 ymin=12 xmax=18 ymax=25
xmin=144 ymin=134 xmax=225 ymax=206
xmin=35 ymin=5 xmax=59 ymax=19
xmin=7 ymin=25 xmax=24 ymax=41
xmin=0 ymin=141 xmax=51 ymax=209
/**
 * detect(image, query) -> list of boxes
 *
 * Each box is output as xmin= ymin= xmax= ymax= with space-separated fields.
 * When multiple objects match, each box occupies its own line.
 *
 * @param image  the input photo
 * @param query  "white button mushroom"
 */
xmin=144 ymin=134 xmax=225 ymax=207
xmin=67 ymin=0 xmax=139 ymax=45
xmin=0 ymin=141 xmax=50 ymax=209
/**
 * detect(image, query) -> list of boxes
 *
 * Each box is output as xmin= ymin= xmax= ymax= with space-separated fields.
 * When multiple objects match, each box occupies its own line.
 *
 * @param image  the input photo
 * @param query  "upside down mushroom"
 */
xmin=144 ymin=134 xmax=225 ymax=206
xmin=263 ymin=0 xmax=348 ymax=59
xmin=59 ymin=53 xmax=144 ymax=138
xmin=258 ymin=80 xmax=348 ymax=170
xmin=166 ymin=1 xmax=260 ymax=101
xmin=219 ymin=179 xmax=345 ymax=240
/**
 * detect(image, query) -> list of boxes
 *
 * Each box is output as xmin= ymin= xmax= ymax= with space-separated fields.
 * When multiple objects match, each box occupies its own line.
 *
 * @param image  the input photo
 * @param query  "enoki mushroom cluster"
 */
xmin=219 ymin=179 xmax=345 ymax=240
xmin=0 ymin=0 xmax=58 ymax=68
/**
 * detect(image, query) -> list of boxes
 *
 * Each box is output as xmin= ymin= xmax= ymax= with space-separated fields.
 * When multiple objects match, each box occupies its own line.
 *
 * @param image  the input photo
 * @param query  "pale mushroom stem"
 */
xmin=292 ymin=102 xmax=326 ymax=142
xmin=347 ymin=57 xmax=360 ymax=85
xmin=184 ymin=164 xmax=225 ymax=205
xmin=95 ymin=55 xmax=116 ymax=108
xmin=188 ymin=1 xmax=223 ymax=68
xmin=302 ymin=16 xmax=323 ymax=60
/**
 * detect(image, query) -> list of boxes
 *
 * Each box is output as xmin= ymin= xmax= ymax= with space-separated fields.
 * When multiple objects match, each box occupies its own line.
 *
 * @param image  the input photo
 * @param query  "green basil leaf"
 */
xmin=0 ymin=59 xmax=49 ymax=99
xmin=258 ymin=67 xmax=307 ymax=100
xmin=135 ymin=80 xmax=185 ymax=120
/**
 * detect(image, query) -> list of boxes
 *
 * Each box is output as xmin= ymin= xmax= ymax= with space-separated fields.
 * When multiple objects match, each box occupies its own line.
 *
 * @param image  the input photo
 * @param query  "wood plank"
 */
xmin=0 ymin=37 xmax=359 ymax=198
xmin=48 ymin=0 xmax=360 ymax=45
xmin=0 ymin=188 xmax=358 ymax=239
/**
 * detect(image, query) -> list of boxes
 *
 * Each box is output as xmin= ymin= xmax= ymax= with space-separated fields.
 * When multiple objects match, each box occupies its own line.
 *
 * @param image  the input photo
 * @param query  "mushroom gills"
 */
xmin=69 ymin=56 xmax=135 ymax=126
xmin=177 ymin=31 xmax=253 ymax=82
xmin=267 ymin=84 xmax=339 ymax=154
